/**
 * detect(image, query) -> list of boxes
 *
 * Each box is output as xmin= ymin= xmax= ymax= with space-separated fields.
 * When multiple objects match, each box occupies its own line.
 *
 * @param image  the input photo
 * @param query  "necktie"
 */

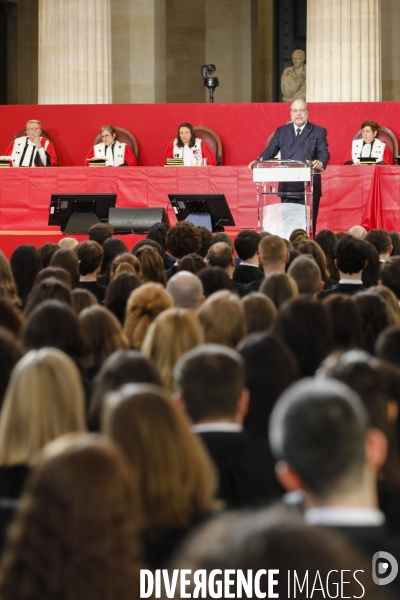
xmin=296 ymin=128 xmax=301 ymax=138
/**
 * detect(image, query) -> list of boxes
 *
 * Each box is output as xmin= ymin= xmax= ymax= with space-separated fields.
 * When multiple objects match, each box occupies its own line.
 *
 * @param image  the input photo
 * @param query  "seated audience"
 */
xmin=136 ymin=246 xmax=166 ymax=285
xmin=0 ymin=348 xmax=86 ymax=550
xmin=323 ymin=294 xmax=364 ymax=350
xmin=5 ymin=120 xmax=57 ymax=167
xmin=211 ymin=231 xmax=236 ymax=256
xmin=34 ymin=266 xmax=71 ymax=289
xmin=354 ymin=291 xmax=389 ymax=355
xmin=376 ymin=326 xmax=400 ymax=370
xmin=379 ymin=256 xmax=400 ymax=299
xmin=24 ymin=277 xmax=71 ymax=317
xmin=164 ymin=122 xmax=217 ymax=166
xmin=85 ymin=125 xmax=137 ymax=166
xmin=50 ymin=248 xmax=80 ymax=288
xmin=314 ymin=229 xmax=340 ymax=281
xmin=365 ymin=228 xmax=393 ymax=262
xmin=198 ymin=290 xmax=246 ymax=348
xmin=0 ymin=328 xmax=23 ymax=410
xmin=123 ymin=282 xmax=173 ymax=349
xmin=197 ymin=226 xmax=213 ymax=260
xmin=362 ymin=242 xmax=380 ymax=288
xmin=38 ymin=242 xmax=59 ymax=269
xmin=237 ymin=332 xmax=298 ymax=440
xmin=272 ymin=297 xmax=333 ymax=377
xmin=390 ymin=231 xmax=400 ymax=256
xmin=142 ymin=308 xmax=204 ymax=391
xmin=88 ymin=222 xmax=114 ymax=246
xmin=103 ymin=383 xmax=217 ymax=568
xmin=0 ymin=298 xmax=23 ymax=338
xmin=269 ymin=377 xmax=400 ymax=596
xmin=241 ymin=235 xmax=288 ymax=296
xmin=241 ymin=292 xmax=277 ymax=334
xmin=287 ymin=255 xmax=323 ymax=295
xmin=0 ymin=252 xmax=21 ymax=306
xmin=111 ymin=252 xmax=141 ymax=280
xmin=318 ymin=235 xmax=368 ymax=298
xmin=89 ymin=349 xmax=162 ymax=431
xmin=10 ymin=245 xmax=41 ymax=308
xmin=207 ymin=242 xmax=235 ymax=279
xmin=233 ymin=230 xmax=263 ymax=285
xmin=0 ymin=435 xmax=140 ymax=600
xmin=166 ymin=271 xmax=204 ymax=310
xmin=198 ymin=266 xmax=235 ymax=298
xmin=70 ymin=288 xmax=98 ymax=314
xmin=174 ymin=344 xmax=281 ymax=508
xmin=146 ymin=222 xmax=174 ymax=270
xmin=348 ymin=225 xmax=368 ymax=240
xmin=58 ymin=236 xmax=78 ymax=250
xmin=75 ymin=241 xmax=106 ymax=303
xmin=260 ymin=272 xmax=298 ymax=308
xmin=97 ymin=238 xmax=128 ymax=286
xmin=178 ymin=253 xmax=207 ymax=274
xmin=342 ymin=120 xmax=393 ymax=165
xmin=370 ymin=285 xmax=400 ymax=326
xmin=165 ymin=222 xmax=202 ymax=279
xmin=104 ymin=271 xmax=141 ymax=325
xmin=78 ymin=305 xmax=129 ymax=378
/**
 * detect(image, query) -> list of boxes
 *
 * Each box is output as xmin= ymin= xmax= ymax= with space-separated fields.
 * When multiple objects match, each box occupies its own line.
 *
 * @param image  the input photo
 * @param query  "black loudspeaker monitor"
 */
xmin=167 ymin=194 xmax=235 ymax=232
xmin=48 ymin=194 xmax=117 ymax=233
xmin=109 ymin=207 xmax=170 ymax=234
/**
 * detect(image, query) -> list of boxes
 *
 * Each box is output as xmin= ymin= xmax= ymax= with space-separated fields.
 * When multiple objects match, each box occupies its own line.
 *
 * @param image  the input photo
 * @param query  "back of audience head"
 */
xmin=38 ymin=242 xmax=59 ymax=269
xmin=131 ymin=238 xmax=163 ymax=259
xmin=197 ymin=226 xmax=213 ymax=259
xmin=259 ymin=235 xmax=288 ymax=273
xmin=272 ymin=296 xmax=333 ymax=377
xmin=0 ymin=348 xmax=86 ymax=466
xmin=287 ymin=255 xmax=322 ymax=295
xmin=88 ymin=222 xmax=113 ymax=245
xmin=24 ymin=277 xmax=71 ymax=317
xmin=89 ymin=349 xmax=162 ymax=431
xmin=103 ymin=383 xmax=217 ymax=532
xmin=97 ymin=237 xmax=128 ymax=285
xmin=295 ymin=239 xmax=330 ymax=279
xmin=237 ymin=332 xmax=298 ymax=439
xmin=58 ymin=236 xmax=78 ymax=250
xmin=0 ymin=435 xmax=140 ymax=600
xmin=174 ymin=344 xmax=246 ymax=424
xmin=22 ymin=300 xmax=89 ymax=374
xmin=78 ymin=305 xmax=129 ymax=375
xmin=269 ymin=378 xmax=371 ymax=500
xmin=105 ymin=272 xmax=141 ymax=325
xmin=136 ymin=246 xmax=166 ymax=285
xmin=379 ymin=256 xmax=400 ymax=298
xmin=234 ymin=230 xmax=260 ymax=261
xmin=142 ymin=307 xmax=204 ymax=391
xmin=0 ymin=251 xmax=20 ymax=306
xmin=111 ymin=252 xmax=141 ymax=279
xmin=123 ymin=282 xmax=173 ymax=349
xmin=323 ymin=294 xmax=363 ymax=350
xmin=165 ymin=221 xmax=201 ymax=259
xmin=198 ymin=266 xmax=235 ymax=297
xmin=207 ymin=242 xmax=234 ymax=271
xmin=10 ymin=245 xmax=41 ymax=307
xmin=241 ymin=292 xmax=277 ymax=334
xmin=71 ymin=288 xmax=98 ymax=314
xmin=314 ymin=229 xmax=339 ymax=280
xmin=0 ymin=328 xmax=23 ymax=411
xmin=389 ymin=231 xmax=400 ymax=256
xmin=285 ymin=247 xmax=301 ymax=272
xmin=166 ymin=271 xmax=204 ymax=310
xmin=0 ymin=297 xmax=24 ymax=337
xmin=362 ymin=242 xmax=380 ymax=288
xmin=370 ymin=285 xmax=400 ymax=326
xmin=75 ymin=241 xmax=103 ymax=277
xmin=289 ymin=228 xmax=308 ymax=246
xmin=198 ymin=290 xmax=246 ymax=348
xmin=177 ymin=253 xmax=206 ymax=275
xmin=376 ymin=325 xmax=400 ymax=370
xmin=334 ymin=235 xmax=368 ymax=274
xmin=211 ymin=231 xmax=235 ymax=254
xmin=50 ymin=248 xmax=80 ymax=288
xmin=146 ymin=222 xmax=170 ymax=254
xmin=365 ymin=228 xmax=393 ymax=259
xmin=34 ymin=266 xmax=72 ymax=289
xmin=353 ymin=291 xmax=389 ymax=355
xmin=347 ymin=225 xmax=367 ymax=240
xmin=260 ymin=272 xmax=298 ymax=308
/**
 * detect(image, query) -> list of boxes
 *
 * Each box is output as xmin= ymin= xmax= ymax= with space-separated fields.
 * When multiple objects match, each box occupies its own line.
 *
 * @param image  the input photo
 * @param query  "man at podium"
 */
xmin=250 ymin=99 xmax=329 ymax=234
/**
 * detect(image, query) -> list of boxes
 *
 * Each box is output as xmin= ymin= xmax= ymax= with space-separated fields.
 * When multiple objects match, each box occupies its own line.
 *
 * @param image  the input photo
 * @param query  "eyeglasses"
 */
xmin=290 ymin=109 xmax=307 ymax=114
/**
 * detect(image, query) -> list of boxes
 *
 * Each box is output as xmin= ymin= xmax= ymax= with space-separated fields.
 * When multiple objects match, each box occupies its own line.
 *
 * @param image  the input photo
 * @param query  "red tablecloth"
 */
xmin=0 ymin=165 xmax=399 ymax=233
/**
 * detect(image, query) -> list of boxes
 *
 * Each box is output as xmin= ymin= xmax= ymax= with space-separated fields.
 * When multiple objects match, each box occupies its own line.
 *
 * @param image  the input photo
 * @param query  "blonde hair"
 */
xmin=58 ymin=237 xmax=78 ymax=250
xmin=79 ymin=305 xmax=129 ymax=372
xmin=141 ymin=308 xmax=204 ymax=391
xmin=103 ymin=383 xmax=217 ymax=532
xmin=0 ymin=348 xmax=86 ymax=466
xmin=123 ymin=283 xmax=173 ymax=349
xmin=197 ymin=290 xmax=247 ymax=348
xmin=111 ymin=253 xmax=141 ymax=280
xmin=0 ymin=251 xmax=21 ymax=306
xmin=26 ymin=120 xmax=41 ymax=128
xmin=115 ymin=263 xmax=135 ymax=276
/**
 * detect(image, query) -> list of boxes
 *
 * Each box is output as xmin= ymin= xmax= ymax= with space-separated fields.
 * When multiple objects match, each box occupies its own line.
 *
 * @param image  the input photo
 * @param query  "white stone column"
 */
xmin=307 ymin=0 xmax=381 ymax=101
xmin=38 ymin=0 xmax=112 ymax=104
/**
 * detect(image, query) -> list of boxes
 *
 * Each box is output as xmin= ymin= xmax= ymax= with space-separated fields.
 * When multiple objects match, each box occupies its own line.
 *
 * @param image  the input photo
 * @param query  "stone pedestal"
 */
xmin=38 ymin=0 xmax=111 ymax=104
xmin=307 ymin=0 xmax=381 ymax=101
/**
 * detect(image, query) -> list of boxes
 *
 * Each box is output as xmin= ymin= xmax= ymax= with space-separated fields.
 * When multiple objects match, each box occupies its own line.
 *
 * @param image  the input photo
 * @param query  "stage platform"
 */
xmin=0 ymin=165 xmax=399 ymax=257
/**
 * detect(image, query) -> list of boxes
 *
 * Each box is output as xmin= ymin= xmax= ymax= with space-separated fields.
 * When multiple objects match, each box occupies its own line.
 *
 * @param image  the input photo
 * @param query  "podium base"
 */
xmin=262 ymin=203 xmax=310 ymax=239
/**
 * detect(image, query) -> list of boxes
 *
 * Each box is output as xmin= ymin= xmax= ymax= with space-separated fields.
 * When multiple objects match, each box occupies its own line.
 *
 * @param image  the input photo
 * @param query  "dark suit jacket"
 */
xmin=233 ymin=264 xmax=264 ymax=285
xmin=198 ymin=430 xmax=281 ymax=509
xmin=259 ymin=121 xmax=330 ymax=199
xmin=238 ymin=279 xmax=262 ymax=297
xmin=318 ymin=282 xmax=366 ymax=299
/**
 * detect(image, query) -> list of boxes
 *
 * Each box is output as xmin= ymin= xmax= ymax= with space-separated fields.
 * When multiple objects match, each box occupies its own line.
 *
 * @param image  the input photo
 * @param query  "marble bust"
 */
xmin=281 ymin=49 xmax=306 ymax=102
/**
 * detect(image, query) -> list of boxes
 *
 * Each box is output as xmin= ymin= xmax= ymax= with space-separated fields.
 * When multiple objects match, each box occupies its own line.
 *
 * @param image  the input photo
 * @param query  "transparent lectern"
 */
xmin=253 ymin=160 xmax=314 ymax=239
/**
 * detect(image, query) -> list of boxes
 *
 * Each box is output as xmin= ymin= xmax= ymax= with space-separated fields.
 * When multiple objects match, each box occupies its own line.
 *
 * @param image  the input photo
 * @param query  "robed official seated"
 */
xmin=164 ymin=122 xmax=217 ymax=166
xmin=85 ymin=125 xmax=138 ymax=167
xmin=5 ymin=120 xmax=57 ymax=167
xmin=342 ymin=120 xmax=394 ymax=165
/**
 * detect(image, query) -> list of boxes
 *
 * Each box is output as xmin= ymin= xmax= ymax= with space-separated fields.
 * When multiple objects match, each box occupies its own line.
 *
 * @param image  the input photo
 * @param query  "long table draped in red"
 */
xmin=0 ymin=165 xmax=399 ymax=235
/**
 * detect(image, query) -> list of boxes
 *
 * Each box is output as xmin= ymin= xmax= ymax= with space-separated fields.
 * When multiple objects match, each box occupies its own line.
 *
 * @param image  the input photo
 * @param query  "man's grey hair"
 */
xmin=166 ymin=271 xmax=204 ymax=310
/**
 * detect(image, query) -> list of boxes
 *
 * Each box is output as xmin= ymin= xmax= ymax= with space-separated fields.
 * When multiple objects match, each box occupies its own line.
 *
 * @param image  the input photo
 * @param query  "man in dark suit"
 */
xmin=318 ymin=235 xmax=368 ymax=298
xmin=174 ymin=344 xmax=281 ymax=509
xmin=250 ymin=99 xmax=330 ymax=235
xmin=270 ymin=378 xmax=400 ymax=596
